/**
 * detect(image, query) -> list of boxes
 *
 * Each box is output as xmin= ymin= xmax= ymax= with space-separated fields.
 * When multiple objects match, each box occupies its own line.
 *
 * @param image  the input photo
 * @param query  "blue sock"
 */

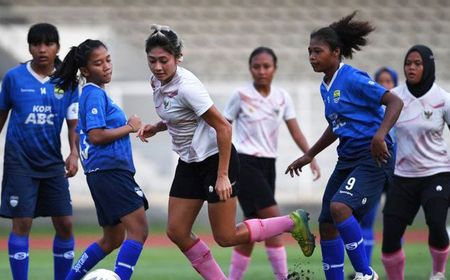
xmin=336 ymin=215 xmax=371 ymax=275
xmin=53 ymin=235 xmax=75 ymax=280
xmin=360 ymin=202 xmax=379 ymax=266
xmin=8 ymin=233 xmax=29 ymax=280
xmin=66 ymin=242 xmax=106 ymax=280
xmin=114 ymin=239 xmax=144 ymax=280
xmin=321 ymin=238 xmax=345 ymax=280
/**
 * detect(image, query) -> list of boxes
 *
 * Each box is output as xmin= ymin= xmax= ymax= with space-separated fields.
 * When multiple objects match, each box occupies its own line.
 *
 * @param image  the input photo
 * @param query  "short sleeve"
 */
xmin=350 ymin=71 xmax=387 ymax=108
xmin=66 ymin=87 xmax=79 ymax=120
xmin=179 ymin=80 xmax=213 ymax=117
xmin=84 ymin=89 xmax=107 ymax=132
xmin=223 ymin=91 xmax=241 ymax=121
xmin=0 ymin=73 xmax=12 ymax=110
xmin=442 ymin=90 xmax=450 ymax=125
xmin=283 ymin=91 xmax=296 ymax=120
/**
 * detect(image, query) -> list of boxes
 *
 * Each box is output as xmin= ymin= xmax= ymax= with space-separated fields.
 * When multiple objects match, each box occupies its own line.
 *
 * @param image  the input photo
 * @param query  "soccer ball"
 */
xmin=83 ymin=269 xmax=121 ymax=280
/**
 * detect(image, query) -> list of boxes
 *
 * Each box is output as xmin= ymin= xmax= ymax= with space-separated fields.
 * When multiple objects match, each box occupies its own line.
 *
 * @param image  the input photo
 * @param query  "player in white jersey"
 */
xmin=224 ymin=47 xmax=320 ymax=280
xmin=382 ymin=45 xmax=450 ymax=280
xmin=137 ymin=25 xmax=316 ymax=280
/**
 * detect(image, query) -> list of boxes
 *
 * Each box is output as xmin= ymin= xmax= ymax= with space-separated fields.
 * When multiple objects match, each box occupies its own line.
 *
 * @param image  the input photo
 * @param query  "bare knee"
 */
xmin=53 ymin=217 xmax=73 ymax=239
xmin=330 ymin=202 xmax=352 ymax=223
xmin=12 ymin=218 xmax=33 ymax=236
xmin=166 ymin=226 xmax=190 ymax=246
xmin=213 ymin=233 xmax=236 ymax=247
xmin=99 ymin=232 xmax=125 ymax=254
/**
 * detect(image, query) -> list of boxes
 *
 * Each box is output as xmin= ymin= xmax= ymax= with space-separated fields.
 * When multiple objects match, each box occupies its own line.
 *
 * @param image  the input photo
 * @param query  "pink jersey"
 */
xmin=393 ymin=83 xmax=450 ymax=177
xmin=223 ymin=84 xmax=296 ymax=158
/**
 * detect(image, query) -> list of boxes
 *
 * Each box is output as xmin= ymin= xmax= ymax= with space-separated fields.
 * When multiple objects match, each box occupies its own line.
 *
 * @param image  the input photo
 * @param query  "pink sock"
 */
xmin=228 ymin=249 xmax=251 ymax=280
xmin=244 ymin=216 xmax=294 ymax=242
xmin=266 ymin=246 xmax=288 ymax=280
xmin=382 ymin=249 xmax=406 ymax=280
xmin=183 ymin=239 xmax=227 ymax=280
xmin=430 ymin=245 xmax=449 ymax=274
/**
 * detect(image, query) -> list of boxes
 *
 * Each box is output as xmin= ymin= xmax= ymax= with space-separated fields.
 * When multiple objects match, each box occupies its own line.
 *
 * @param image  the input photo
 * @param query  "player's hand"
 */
xmin=137 ymin=124 xmax=158 ymax=142
xmin=371 ymin=134 xmax=390 ymax=166
xmin=65 ymin=153 xmax=79 ymax=178
xmin=310 ymin=158 xmax=321 ymax=181
xmin=285 ymin=154 xmax=313 ymax=177
xmin=215 ymin=175 xmax=232 ymax=201
xmin=127 ymin=114 xmax=142 ymax=133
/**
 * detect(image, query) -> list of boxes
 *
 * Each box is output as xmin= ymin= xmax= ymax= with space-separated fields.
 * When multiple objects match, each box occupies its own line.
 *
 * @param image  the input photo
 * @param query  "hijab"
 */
xmin=404 ymin=45 xmax=435 ymax=97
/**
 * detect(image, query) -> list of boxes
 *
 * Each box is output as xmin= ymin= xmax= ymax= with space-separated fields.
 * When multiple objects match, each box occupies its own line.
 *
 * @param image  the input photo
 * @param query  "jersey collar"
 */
xmin=26 ymin=61 xmax=51 ymax=84
xmin=322 ymin=62 xmax=344 ymax=92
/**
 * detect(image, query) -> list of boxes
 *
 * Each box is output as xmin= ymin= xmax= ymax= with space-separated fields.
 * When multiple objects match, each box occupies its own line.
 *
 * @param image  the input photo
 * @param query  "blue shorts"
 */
xmin=0 ymin=173 xmax=72 ymax=218
xmin=319 ymin=154 xmax=394 ymax=224
xmin=86 ymin=169 xmax=148 ymax=227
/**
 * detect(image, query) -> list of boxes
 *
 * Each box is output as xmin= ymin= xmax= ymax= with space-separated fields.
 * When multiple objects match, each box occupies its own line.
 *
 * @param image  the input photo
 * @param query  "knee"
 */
xmin=213 ymin=233 xmax=236 ymax=248
xmin=12 ymin=219 xmax=33 ymax=236
xmin=330 ymin=202 xmax=352 ymax=223
xmin=166 ymin=226 xmax=188 ymax=245
xmin=54 ymin=219 xmax=73 ymax=239
xmin=127 ymin=224 xmax=148 ymax=244
xmin=99 ymin=233 xmax=125 ymax=253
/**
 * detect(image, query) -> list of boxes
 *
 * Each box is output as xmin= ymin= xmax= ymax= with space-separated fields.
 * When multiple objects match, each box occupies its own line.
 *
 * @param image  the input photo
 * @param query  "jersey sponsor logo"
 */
xmin=424 ymin=110 xmax=433 ymax=119
xmin=333 ymin=90 xmax=341 ymax=103
xmin=54 ymin=87 xmax=65 ymax=100
xmin=9 ymin=195 xmax=19 ymax=207
xmin=79 ymin=130 xmax=90 ymax=162
xmin=40 ymin=87 xmax=46 ymax=95
xmin=134 ymin=187 xmax=144 ymax=197
xmin=20 ymin=88 xmax=35 ymax=93
xmin=328 ymin=113 xmax=346 ymax=132
xmin=24 ymin=105 xmax=54 ymax=125
xmin=339 ymin=190 xmax=353 ymax=196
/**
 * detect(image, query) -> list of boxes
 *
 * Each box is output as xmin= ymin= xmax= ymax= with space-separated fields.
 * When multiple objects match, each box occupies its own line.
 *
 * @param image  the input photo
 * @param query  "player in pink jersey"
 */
xmin=382 ymin=45 xmax=450 ymax=280
xmin=224 ymin=46 xmax=320 ymax=280
xmin=137 ymin=25 xmax=316 ymax=280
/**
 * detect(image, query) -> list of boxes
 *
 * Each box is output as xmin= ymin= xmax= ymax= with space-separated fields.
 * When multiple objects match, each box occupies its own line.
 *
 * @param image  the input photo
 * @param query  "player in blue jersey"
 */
xmin=0 ymin=23 xmax=78 ymax=280
xmin=52 ymin=39 xmax=148 ymax=280
xmin=285 ymin=12 xmax=403 ymax=280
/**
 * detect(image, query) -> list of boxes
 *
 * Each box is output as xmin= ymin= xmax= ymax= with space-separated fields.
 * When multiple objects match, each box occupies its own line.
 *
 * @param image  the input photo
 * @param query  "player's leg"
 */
xmin=422 ymin=173 xmax=450 ymax=278
xmin=0 ymin=174 xmax=39 ymax=280
xmin=66 ymin=225 xmax=125 ymax=280
xmin=38 ymin=176 xmax=74 ymax=280
xmin=381 ymin=176 xmax=420 ymax=280
xmin=167 ymin=196 xmax=227 ymax=279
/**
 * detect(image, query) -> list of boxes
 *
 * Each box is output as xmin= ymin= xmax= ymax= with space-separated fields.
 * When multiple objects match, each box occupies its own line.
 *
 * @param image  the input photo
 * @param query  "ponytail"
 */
xmin=52 ymin=47 xmax=80 ymax=91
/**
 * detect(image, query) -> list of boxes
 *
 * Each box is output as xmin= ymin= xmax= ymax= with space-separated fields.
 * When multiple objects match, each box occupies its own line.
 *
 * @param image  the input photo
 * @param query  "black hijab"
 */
xmin=404 ymin=45 xmax=435 ymax=97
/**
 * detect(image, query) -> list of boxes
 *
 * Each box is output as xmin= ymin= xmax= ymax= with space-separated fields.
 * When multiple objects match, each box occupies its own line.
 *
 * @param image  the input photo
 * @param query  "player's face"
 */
xmin=250 ymin=52 xmax=276 ymax=88
xmin=404 ymin=51 xmax=423 ymax=85
xmin=308 ymin=38 xmax=338 ymax=73
xmin=29 ymin=41 xmax=59 ymax=68
xmin=147 ymin=47 xmax=178 ymax=85
xmin=377 ymin=71 xmax=395 ymax=90
xmin=81 ymin=46 xmax=112 ymax=87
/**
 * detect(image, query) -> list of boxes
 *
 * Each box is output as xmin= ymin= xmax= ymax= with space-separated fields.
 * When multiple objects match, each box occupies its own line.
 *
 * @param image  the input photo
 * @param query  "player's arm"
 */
xmin=285 ymin=125 xmax=336 ymax=177
xmin=286 ymin=118 xmax=321 ymax=180
xmin=371 ymin=91 xmax=403 ymax=165
xmin=0 ymin=110 xmax=9 ymax=134
xmin=202 ymin=105 xmax=233 ymax=201
xmin=65 ymin=119 xmax=79 ymax=177
xmin=88 ymin=115 xmax=142 ymax=145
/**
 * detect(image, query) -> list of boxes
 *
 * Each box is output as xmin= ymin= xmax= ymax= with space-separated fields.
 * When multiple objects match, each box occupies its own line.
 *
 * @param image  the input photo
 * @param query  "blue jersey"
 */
xmin=0 ymin=62 xmax=79 ymax=178
xmin=320 ymin=64 xmax=393 ymax=160
xmin=78 ymin=83 xmax=135 ymax=174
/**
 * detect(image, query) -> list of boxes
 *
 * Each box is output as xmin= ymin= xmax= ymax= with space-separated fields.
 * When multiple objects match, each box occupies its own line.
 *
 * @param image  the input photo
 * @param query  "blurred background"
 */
xmin=0 ymin=0 xmax=449 ymax=227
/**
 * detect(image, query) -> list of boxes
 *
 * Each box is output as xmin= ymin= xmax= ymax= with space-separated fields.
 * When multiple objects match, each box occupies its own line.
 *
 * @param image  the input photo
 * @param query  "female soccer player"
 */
xmin=137 ymin=24 xmax=315 ymax=280
xmin=224 ymin=46 xmax=321 ymax=280
xmin=285 ymin=12 xmax=403 ymax=280
xmin=381 ymin=45 xmax=450 ymax=280
xmin=52 ymin=39 xmax=148 ymax=280
xmin=0 ymin=23 xmax=78 ymax=280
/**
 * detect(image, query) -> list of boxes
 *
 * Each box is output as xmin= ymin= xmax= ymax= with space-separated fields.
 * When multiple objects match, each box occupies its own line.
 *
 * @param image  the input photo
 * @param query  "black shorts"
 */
xmin=169 ymin=147 xmax=239 ymax=203
xmin=86 ymin=169 xmax=148 ymax=227
xmin=236 ymin=154 xmax=276 ymax=218
xmin=383 ymin=172 xmax=450 ymax=225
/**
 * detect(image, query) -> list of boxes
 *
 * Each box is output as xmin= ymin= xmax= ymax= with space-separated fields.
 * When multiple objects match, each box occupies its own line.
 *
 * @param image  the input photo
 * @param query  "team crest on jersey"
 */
xmin=333 ymin=90 xmax=341 ymax=103
xmin=9 ymin=195 xmax=19 ymax=207
xmin=424 ymin=110 xmax=433 ymax=119
xmin=54 ymin=87 xmax=65 ymax=100
xmin=163 ymin=98 xmax=171 ymax=110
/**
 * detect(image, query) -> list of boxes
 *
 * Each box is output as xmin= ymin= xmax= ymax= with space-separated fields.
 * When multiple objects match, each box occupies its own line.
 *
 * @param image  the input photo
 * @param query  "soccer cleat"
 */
xmin=289 ymin=209 xmax=316 ymax=257
xmin=353 ymin=268 xmax=379 ymax=280
xmin=430 ymin=272 xmax=446 ymax=280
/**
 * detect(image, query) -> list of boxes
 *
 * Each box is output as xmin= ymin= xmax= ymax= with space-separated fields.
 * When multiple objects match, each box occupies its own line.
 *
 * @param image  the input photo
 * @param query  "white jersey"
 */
xmin=393 ymin=83 xmax=450 ymax=177
xmin=224 ymin=84 xmax=296 ymax=158
xmin=151 ymin=67 xmax=218 ymax=163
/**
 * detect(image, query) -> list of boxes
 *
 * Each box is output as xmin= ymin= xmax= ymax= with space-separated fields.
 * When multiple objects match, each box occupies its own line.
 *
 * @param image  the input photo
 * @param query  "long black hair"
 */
xmin=52 ymin=39 xmax=106 ymax=91
xmin=145 ymin=24 xmax=183 ymax=60
xmin=27 ymin=22 xmax=61 ymax=66
xmin=248 ymin=46 xmax=278 ymax=68
xmin=310 ymin=11 xmax=374 ymax=59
